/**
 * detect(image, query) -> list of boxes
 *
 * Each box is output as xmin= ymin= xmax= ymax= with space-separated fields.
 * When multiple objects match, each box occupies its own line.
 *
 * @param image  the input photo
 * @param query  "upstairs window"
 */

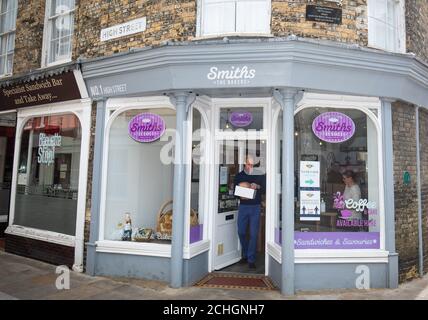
xmin=368 ymin=0 xmax=405 ymax=53
xmin=0 ymin=0 xmax=17 ymax=76
xmin=42 ymin=0 xmax=75 ymax=66
xmin=199 ymin=0 xmax=271 ymax=37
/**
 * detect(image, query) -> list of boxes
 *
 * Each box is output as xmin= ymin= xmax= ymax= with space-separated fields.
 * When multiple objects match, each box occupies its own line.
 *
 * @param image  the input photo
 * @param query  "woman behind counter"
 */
xmin=342 ymin=170 xmax=362 ymax=221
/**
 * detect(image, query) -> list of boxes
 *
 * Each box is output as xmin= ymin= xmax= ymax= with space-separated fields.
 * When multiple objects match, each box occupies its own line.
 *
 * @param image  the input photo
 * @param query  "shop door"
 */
xmin=213 ymin=139 xmax=266 ymax=270
xmin=0 ymin=113 xmax=16 ymax=236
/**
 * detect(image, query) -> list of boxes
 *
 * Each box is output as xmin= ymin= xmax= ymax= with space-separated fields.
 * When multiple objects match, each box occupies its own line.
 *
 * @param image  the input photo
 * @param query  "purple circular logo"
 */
xmin=312 ymin=112 xmax=355 ymax=143
xmin=128 ymin=113 xmax=166 ymax=143
xmin=229 ymin=111 xmax=253 ymax=127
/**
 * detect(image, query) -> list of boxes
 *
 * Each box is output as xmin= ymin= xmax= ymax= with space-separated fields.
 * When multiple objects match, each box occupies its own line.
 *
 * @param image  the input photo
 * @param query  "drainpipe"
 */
xmin=380 ymin=98 xmax=398 ymax=289
xmin=169 ymin=92 xmax=196 ymax=288
xmin=415 ymin=106 xmax=424 ymax=277
xmin=274 ymin=88 xmax=298 ymax=295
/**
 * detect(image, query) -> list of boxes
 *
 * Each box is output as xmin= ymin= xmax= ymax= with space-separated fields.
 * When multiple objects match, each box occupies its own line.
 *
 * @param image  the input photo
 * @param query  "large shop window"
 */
xmin=274 ymin=111 xmax=282 ymax=245
xmin=200 ymin=0 xmax=270 ymax=36
xmin=104 ymin=108 xmax=176 ymax=244
xmin=293 ymin=108 xmax=381 ymax=250
xmin=13 ymin=114 xmax=81 ymax=235
xmin=0 ymin=0 xmax=18 ymax=76
xmin=189 ymin=108 xmax=205 ymax=244
xmin=368 ymin=0 xmax=405 ymax=53
xmin=43 ymin=0 xmax=75 ymax=66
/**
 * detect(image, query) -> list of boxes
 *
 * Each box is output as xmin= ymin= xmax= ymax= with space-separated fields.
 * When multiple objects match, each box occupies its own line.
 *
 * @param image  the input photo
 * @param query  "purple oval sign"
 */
xmin=128 ymin=113 xmax=166 ymax=143
xmin=312 ymin=112 xmax=355 ymax=143
xmin=229 ymin=111 xmax=253 ymax=127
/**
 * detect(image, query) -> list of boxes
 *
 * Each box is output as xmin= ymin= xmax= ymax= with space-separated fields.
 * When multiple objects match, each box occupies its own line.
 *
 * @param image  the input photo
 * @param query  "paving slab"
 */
xmin=0 ymin=291 xmax=18 ymax=300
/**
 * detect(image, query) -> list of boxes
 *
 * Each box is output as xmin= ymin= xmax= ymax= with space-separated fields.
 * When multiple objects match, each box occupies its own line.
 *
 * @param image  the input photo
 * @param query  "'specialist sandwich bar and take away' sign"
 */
xmin=0 ymin=71 xmax=83 ymax=112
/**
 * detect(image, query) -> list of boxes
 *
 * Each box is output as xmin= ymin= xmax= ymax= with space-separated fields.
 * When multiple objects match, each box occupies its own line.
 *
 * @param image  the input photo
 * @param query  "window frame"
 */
xmin=97 ymin=97 xmax=213 ymax=259
xmin=0 ymin=0 xmax=18 ymax=78
xmin=5 ymin=99 xmax=92 ymax=271
xmin=196 ymin=0 xmax=272 ymax=38
xmin=367 ymin=0 xmax=406 ymax=53
xmin=268 ymin=94 xmax=389 ymax=265
xmin=41 ymin=0 xmax=76 ymax=68
xmin=97 ymin=97 xmax=173 ymax=257
xmin=184 ymin=102 xmax=210 ymax=249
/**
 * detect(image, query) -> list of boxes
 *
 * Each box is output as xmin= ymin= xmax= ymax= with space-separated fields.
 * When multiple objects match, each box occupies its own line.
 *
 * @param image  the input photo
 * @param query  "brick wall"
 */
xmin=392 ymin=101 xmax=419 ymax=282
xmin=5 ymin=234 xmax=75 ymax=268
xmin=272 ymin=0 xmax=368 ymax=46
xmin=419 ymin=108 xmax=428 ymax=274
xmin=406 ymin=0 xmax=428 ymax=64
xmin=74 ymin=0 xmax=197 ymax=59
xmin=10 ymin=0 xmax=428 ymax=74
xmin=12 ymin=0 xmax=46 ymax=75
xmin=82 ymin=102 xmax=97 ymax=270
xmin=74 ymin=0 xmax=369 ymax=60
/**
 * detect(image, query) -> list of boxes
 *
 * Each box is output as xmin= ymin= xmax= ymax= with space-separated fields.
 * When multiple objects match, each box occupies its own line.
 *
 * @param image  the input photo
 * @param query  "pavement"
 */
xmin=1 ymin=250 xmax=428 ymax=300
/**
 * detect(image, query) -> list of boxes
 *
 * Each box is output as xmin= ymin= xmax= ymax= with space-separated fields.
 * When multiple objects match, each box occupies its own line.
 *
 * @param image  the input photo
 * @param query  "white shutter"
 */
xmin=236 ymin=0 xmax=270 ymax=34
xmin=368 ymin=0 xmax=387 ymax=50
xmin=396 ymin=0 xmax=406 ymax=53
xmin=202 ymin=0 xmax=236 ymax=36
xmin=385 ymin=0 xmax=396 ymax=51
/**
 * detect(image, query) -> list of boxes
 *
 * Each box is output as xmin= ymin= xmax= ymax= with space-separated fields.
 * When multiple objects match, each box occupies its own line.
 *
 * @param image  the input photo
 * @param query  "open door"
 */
xmin=213 ymin=140 xmax=243 ymax=270
xmin=212 ymin=139 xmax=266 ymax=271
xmin=0 ymin=113 xmax=16 ymax=238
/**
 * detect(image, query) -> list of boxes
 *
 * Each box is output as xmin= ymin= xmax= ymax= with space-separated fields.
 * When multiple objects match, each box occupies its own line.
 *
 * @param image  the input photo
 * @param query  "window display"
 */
xmin=189 ymin=108 xmax=205 ymax=244
xmin=104 ymin=108 xmax=177 ymax=244
xmin=294 ymin=108 xmax=380 ymax=249
xmin=13 ymin=114 xmax=81 ymax=235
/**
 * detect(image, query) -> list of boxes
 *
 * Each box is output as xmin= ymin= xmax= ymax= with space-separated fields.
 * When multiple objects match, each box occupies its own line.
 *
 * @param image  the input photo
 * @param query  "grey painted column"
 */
xmin=274 ymin=89 xmax=297 ymax=295
xmin=86 ymin=99 xmax=106 ymax=276
xmin=415 ymin=106 xmax=424 ymax=277
xmin=380 ymin=98 xmax=398 ymax=289
xmin=169 ymin=92 xmax=195 ymax=288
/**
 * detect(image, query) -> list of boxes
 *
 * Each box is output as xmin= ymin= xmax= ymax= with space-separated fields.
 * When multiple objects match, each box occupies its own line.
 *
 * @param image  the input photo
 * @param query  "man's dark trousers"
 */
xmin=237 ymin=204 xmax=261 ymax=264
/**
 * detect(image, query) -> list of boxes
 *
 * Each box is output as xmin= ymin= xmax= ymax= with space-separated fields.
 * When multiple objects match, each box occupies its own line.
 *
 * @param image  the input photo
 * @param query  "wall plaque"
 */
xmin=306 ymin=5 xmax=342 ymax=24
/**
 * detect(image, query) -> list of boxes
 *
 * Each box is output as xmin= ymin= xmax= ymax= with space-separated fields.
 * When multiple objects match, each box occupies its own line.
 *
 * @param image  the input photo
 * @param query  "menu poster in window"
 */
xmin=220 ymin=166 xmax=228 ymax=185
xmin=300 ymin=161 xmax=320 ymax=188
xmin=300 ymin=190 xmax=321 ymax=221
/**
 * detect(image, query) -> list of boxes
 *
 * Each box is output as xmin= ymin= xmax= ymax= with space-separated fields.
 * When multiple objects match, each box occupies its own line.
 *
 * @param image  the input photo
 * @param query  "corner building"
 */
xmin=0 ymin=0 xmax=427 ymax=294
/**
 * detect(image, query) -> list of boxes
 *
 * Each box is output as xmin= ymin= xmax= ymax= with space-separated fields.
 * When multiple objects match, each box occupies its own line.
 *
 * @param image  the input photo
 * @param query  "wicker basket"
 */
xmin=156 ymin=200 xmax=199 ymax=235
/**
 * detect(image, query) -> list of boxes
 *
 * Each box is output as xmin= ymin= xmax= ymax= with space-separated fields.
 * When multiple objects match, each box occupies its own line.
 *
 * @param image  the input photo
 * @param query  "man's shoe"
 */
xmin=248 ymin=262 xmax=256 ymax=269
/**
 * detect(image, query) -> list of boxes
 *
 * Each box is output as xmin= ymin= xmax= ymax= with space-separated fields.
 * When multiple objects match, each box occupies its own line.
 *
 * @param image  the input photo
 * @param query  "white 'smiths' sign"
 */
xmin=100 ymin=17 xmax=147 ymax=42
xmin=207 ymin=66 xmax=256 ymax=86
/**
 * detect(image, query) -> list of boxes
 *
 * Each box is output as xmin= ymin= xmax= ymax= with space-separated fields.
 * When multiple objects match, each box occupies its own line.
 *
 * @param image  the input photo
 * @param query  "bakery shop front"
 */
xmin=0 ymin=64 xmax=91 ymax=272
xmin=81 ymin=39 xmax=428 ymax=294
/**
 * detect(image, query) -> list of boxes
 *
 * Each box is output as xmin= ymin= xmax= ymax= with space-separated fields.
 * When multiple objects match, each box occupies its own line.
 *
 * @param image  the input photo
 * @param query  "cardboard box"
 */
xmin=234 ymin=185 xmax=256 ymax=199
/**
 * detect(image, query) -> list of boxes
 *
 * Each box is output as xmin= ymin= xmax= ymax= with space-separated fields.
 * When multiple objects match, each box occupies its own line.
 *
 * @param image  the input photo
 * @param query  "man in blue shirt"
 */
xmin=234 ymin=155 xmax=266 ymax=269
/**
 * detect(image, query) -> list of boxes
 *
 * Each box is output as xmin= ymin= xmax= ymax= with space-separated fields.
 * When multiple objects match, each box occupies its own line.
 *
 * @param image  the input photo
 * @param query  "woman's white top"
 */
xmin=343 ymin=184 xmax=361 ymax=219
